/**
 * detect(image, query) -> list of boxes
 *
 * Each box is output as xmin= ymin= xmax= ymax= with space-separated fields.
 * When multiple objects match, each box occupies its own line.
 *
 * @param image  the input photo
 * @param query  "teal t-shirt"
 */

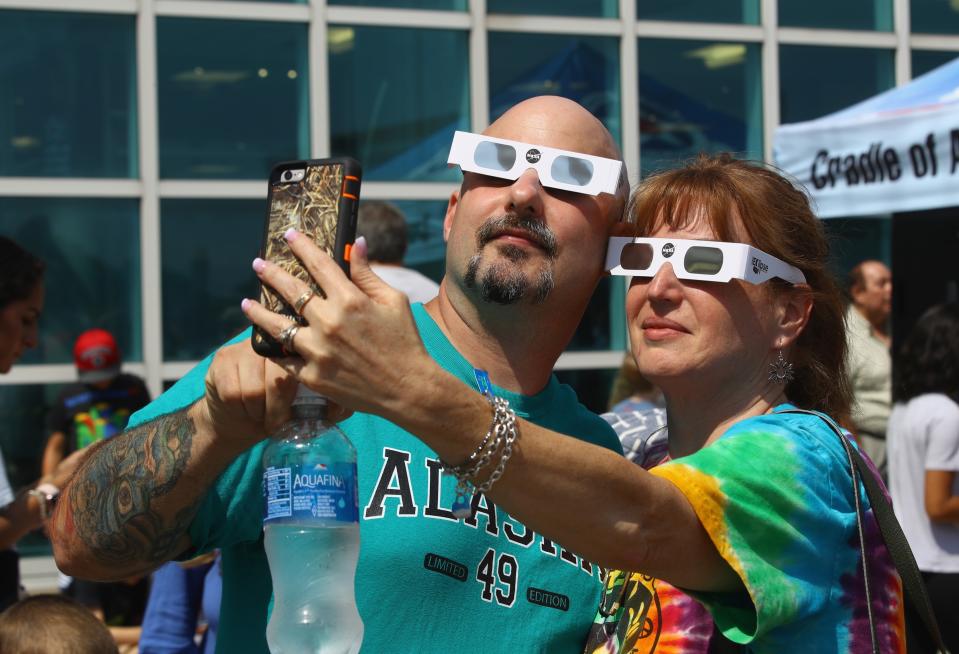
xmin=129 ymin=304 xmax=622 ymax=653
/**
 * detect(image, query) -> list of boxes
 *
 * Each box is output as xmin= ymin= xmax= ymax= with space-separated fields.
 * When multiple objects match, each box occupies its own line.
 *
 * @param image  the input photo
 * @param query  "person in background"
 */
xmin=0 ymin=593 xmax=119 ymax=654
xmin=604 ymin=352 xmax=667 ymax=467
xmin=138 ymin=552 xmax=221 ymax=654
xmin=0 ymin=236 xmax=83 ymax=611
xmin=356 ymin=200 xmax=439 ymax=303
xmin=42 ymin=328 xmax=151 ymax=476
xmin=41 ymin=328 xmax=151 ymax=650
xmin=887 ymin=302 xmax=959 ymax=654
xmin=846 ymin=259 xmax=893 ymax=477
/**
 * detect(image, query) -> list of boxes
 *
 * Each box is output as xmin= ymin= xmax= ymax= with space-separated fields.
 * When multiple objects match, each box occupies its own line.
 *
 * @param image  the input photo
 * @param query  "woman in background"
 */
xmin=0 ymin=236 xmax=82 ymax=609
xmin=887 ymin=302 xmax=959 ymax=653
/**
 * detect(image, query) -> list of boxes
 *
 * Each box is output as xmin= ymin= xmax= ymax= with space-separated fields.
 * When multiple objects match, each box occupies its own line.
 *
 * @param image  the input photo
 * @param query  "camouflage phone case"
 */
xmin=253 ymin=159 xmax=361 ymax=357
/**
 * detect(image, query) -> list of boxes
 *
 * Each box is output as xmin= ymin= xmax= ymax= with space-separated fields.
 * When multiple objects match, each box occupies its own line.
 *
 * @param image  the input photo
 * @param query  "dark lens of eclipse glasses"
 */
xmin=620 ymin=243 xmax=654 ymax=271
xmin=684 ymin=246 xmax=724 ymax=274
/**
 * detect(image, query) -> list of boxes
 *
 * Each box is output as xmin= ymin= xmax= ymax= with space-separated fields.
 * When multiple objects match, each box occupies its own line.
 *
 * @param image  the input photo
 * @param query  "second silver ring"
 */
xmin=278 ymin=322 xmax=300 ymax=352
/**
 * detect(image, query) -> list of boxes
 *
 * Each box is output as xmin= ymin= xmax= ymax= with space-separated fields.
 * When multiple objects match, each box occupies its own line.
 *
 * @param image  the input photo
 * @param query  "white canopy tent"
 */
xmin=774 ymin=57 xmax=959 ymax=218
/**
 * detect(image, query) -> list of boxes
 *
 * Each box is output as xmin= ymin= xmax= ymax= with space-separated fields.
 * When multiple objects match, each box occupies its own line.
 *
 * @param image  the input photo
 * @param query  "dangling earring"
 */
xmin=768 ymin=350 xmax=795 ymax=385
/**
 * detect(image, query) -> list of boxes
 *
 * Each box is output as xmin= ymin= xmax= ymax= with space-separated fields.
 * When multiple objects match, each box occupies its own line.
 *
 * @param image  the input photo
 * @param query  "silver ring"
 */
xmin=278 ymin=322 xmax=299 ymax=352
xmin=293 ymin=289 xmax=316 ymax=315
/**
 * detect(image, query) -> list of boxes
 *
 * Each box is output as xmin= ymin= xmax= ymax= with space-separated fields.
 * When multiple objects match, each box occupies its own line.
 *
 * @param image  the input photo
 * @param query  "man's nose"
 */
xmin=507 ymin=168 xmax=546 ymax=216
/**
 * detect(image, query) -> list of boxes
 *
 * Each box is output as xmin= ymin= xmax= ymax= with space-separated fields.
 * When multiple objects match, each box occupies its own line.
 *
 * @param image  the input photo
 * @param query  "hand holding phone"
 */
xmin=252 ymin=158 xmax=362 ymax=357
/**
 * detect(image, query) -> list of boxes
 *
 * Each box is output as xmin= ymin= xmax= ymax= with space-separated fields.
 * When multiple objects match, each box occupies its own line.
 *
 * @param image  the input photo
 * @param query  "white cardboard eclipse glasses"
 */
xmin=447 ymin=131 xmax=623 ymax=196
xmin=606 ymin=237 xmax=807 ymax=285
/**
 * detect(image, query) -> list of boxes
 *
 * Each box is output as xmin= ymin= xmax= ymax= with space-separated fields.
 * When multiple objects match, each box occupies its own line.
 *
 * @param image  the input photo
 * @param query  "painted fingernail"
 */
xmin=354 ymin=236 xmax=367 ymax=258
xmin=252 ymin=258 xmax=266 ymax=272
xmin=241 ymin=298 xmax=252 ymax=311
xmin=284 ymin=228 xmax=299 ymax=242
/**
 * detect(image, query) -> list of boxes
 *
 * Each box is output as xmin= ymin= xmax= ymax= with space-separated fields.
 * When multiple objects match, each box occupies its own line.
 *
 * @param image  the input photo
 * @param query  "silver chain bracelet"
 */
xmin=440 ymin=394 xmax=518 ymax=516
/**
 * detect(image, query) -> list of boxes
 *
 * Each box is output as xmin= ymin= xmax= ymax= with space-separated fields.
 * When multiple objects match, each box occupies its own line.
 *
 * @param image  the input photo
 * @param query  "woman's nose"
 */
xmin=645 ymin=263 xmax=683 ymax=303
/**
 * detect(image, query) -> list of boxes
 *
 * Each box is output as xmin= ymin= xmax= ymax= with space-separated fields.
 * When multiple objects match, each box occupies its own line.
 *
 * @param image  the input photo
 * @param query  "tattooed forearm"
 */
xmin=68 ymin=407 xmax=200 ymax=568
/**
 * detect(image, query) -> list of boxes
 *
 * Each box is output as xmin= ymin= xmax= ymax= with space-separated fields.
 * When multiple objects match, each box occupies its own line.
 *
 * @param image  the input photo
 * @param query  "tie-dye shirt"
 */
xmin=586 ymin=406 xmax=906 ymax=653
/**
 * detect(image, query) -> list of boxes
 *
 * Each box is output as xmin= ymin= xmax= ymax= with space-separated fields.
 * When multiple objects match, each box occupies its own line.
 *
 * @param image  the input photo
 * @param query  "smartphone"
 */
xmin=252 ymin=157 xmax=362 ymax=358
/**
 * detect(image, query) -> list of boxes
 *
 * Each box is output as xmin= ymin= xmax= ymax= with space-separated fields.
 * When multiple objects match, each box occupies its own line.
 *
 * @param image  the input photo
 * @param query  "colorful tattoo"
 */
xmin=68 ymin=407 xmax=198 ymax=567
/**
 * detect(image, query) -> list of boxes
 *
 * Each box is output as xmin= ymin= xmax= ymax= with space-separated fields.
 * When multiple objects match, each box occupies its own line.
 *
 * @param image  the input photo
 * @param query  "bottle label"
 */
xmin=263 ymin=462 xmax=359 ymax=524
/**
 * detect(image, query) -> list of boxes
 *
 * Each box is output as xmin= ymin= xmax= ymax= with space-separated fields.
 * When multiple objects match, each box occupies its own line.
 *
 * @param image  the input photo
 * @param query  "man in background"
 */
xmin=846 ymin=260 xmax=893 ymax=477
xmin=356 ymin=200 xmax=439 ymax=303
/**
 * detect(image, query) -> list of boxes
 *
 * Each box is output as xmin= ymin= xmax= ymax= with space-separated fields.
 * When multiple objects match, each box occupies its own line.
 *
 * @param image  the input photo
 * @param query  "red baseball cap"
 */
xmin=74 ymin=329 xmax=121 ymax=383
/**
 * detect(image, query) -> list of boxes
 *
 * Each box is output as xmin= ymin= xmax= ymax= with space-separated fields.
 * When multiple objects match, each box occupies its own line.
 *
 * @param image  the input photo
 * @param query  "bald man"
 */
xmin=54 ymin=97 xmax=629 ymax=653
xmin=846 ymin=259 xmax=893 ymax=477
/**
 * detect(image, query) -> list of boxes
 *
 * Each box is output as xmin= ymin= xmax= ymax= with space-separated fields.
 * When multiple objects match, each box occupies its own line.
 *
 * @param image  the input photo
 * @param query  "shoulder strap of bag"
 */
xmin=777 ymin=408 xmax=948 ymax=654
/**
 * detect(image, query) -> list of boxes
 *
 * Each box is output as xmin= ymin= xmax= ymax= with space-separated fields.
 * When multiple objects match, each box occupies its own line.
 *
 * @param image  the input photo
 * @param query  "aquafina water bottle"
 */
xmin=262 ymin=385 xmax=363 ymax=653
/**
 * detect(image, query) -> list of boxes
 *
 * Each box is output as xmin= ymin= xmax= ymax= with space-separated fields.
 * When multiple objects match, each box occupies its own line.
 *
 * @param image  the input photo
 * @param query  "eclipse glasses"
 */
xmin=606 ymin=237 xmax=807 ymax=285
xmin=447 ymin=131 xmax=624 ymax=196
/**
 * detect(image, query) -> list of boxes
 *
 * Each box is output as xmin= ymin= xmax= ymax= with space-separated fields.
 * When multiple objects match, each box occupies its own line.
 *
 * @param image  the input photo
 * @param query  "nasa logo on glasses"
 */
xmin=525 ymin=149 xmax=542 ymax=164
xmin=662 ymin=243 xmax=675 ymax=258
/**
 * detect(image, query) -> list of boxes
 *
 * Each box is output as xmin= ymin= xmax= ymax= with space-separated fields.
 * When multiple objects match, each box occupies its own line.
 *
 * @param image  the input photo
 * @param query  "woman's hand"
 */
xmin=242 ymin=231 xmax=435 ymax=424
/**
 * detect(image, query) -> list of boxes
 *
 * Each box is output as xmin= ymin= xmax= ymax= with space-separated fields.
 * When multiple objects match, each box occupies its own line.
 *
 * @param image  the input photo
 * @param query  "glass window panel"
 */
xmin=488 ymin=33 xmax=621 ymax=144
xmin=0 ymin=11 xmax=136 ymax=178
xmin=389 ymin=200 xmax=448 ymax=284
xmin=0 ymin=198 xmax=141 ymax=364
xmin=912 ymin=50 xmax=958 ymax=77
xmin=553 ymin=368 xmax=618 ymax=414
xmin=780 ymin=46 xmax=894 ymax=124
xmin=157 ymin=18 xmax=309 ymax=179
xmin=638 ymin=0 xmax=759 ymax=24
xmin=911 ymin=0 xmax=959 ymax=34
xmin=779 ymin=0 xmax=892 ymax=30
xmin=330 ymin=0 xmax=465 ymax=8
xmin=638 ymin=39 xmax=762 ymax=176
xmin=488 ymin=0 xmax=617 ymax=17
xmin=329 ymin=26 xmax=469 ymax=182
xmin=161 ymin=200 xmax=263 ymax=361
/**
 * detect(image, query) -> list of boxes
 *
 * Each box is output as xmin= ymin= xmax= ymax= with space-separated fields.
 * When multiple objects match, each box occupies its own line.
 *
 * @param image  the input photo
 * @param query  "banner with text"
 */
xmin=774 ymin=103 xmax=959 ymax=218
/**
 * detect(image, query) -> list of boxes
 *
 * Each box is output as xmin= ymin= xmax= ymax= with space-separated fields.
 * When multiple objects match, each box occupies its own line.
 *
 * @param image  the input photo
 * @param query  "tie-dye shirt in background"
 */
xmin=586 ymin=406 xmax=905 ymax=653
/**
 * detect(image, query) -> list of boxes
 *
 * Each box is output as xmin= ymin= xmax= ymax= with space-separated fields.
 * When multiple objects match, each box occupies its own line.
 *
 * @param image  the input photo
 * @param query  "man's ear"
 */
xmin=443 ymin=189 xmax=460 ymax=242
xmin=774 ymin=286 xmax=814 ymax=349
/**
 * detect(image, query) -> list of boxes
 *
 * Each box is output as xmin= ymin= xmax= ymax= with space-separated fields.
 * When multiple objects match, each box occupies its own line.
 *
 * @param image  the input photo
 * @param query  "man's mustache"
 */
xmin=475 ymin=214 xmax=558 ymax=259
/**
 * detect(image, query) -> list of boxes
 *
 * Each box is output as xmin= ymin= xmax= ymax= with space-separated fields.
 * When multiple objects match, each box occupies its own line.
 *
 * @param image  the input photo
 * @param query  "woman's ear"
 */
xmin=774 ymin=286 xmax=814 ymax=349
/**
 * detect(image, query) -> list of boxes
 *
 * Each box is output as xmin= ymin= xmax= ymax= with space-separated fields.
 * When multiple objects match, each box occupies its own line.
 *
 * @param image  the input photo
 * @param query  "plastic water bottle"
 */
xmin=262 ymin=385 xmax=363 ymax=654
